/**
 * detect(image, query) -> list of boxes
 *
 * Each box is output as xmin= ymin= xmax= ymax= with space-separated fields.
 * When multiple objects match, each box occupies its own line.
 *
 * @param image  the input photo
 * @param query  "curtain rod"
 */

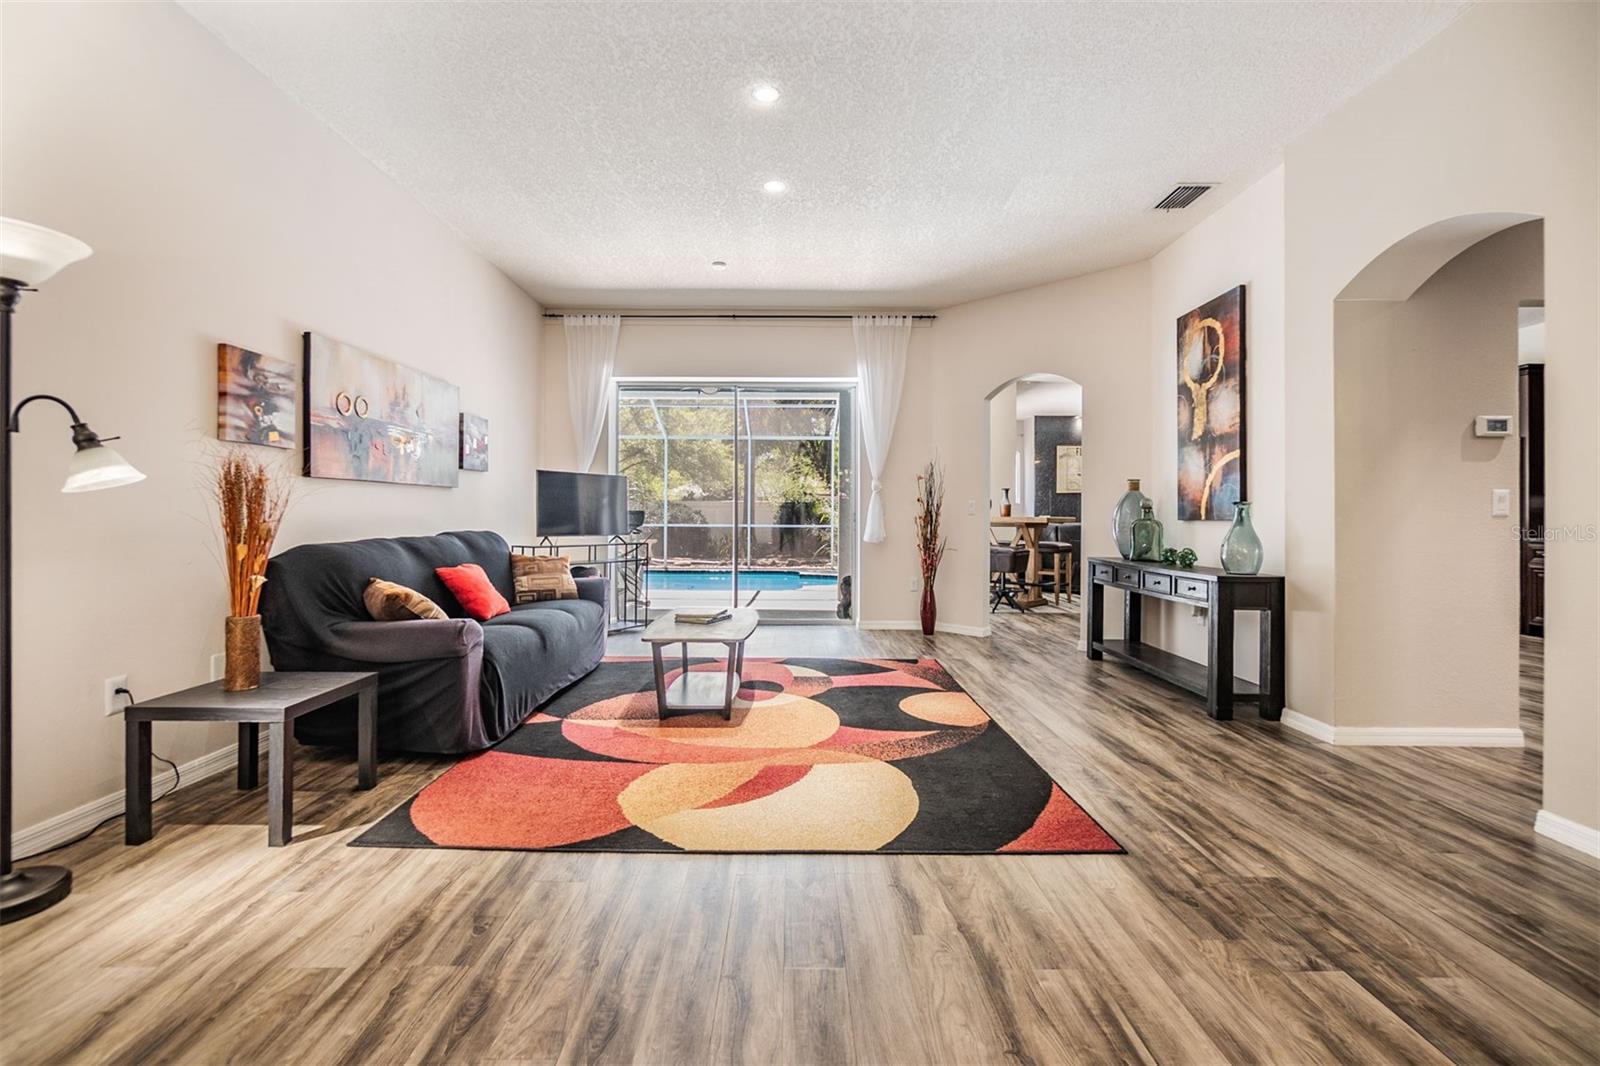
xmin=542 ymin=312 xmax=936 ymax=321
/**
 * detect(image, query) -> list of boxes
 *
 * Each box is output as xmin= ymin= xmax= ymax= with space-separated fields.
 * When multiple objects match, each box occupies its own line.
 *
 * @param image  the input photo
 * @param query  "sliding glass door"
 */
xmin=616 ymin=383 xmax=854 ymax=623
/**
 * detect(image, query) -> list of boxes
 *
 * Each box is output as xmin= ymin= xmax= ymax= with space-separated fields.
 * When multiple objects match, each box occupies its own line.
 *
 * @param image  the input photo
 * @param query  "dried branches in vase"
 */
xmin=914 ymin=460 xmax=947 ymax=636
xmin=212 ymin=452 xmax=290 ymax=690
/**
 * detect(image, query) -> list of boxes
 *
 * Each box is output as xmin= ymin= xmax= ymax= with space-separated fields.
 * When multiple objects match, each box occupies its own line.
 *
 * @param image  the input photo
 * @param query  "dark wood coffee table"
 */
xmin=641 ymin=608 xmax=759 ymax=720
xmin=124 ymin=671 xmax=377 ymax=847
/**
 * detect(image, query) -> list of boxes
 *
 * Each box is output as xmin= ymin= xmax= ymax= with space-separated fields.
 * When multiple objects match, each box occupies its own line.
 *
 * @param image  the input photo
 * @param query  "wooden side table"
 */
xmin=124 ymin=671 xmax=378 ymax=847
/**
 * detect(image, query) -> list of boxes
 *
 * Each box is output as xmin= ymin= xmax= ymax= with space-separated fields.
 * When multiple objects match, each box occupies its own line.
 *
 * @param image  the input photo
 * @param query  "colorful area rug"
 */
xmin=353 ymin=657 xmax=1122 ymax=855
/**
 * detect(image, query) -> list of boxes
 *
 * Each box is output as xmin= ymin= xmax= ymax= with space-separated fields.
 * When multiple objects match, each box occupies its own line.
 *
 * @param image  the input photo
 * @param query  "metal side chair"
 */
xmin=989 ymin=543 xmax=1030 ymax=612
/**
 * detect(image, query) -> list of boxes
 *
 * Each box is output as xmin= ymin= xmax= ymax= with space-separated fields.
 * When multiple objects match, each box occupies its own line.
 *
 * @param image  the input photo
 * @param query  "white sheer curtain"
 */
xmin=563 ymin=314 xmax=621 ymax=471
xmin=853 ymin=314 xmax=913 ymax=543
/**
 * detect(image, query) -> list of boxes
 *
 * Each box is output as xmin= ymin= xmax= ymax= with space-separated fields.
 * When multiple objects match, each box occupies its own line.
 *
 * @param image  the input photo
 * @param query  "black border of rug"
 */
xmin=349 ymin=657 xmax=1125 ymax=856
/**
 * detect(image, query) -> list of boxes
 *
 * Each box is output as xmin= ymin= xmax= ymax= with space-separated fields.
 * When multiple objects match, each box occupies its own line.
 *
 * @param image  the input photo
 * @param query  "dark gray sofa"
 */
xmin=260 ymin=530 xmax=607 ymax=753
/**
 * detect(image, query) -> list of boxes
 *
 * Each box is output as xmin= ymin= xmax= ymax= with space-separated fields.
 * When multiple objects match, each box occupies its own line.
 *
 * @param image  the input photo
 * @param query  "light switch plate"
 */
xmin=1491 ymin=488 xmax=1511 ymax=517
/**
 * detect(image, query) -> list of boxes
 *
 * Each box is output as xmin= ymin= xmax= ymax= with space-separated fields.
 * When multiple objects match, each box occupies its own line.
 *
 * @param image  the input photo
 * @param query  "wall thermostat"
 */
xmin=1475 ymin=415 xmax=1513 ymax=437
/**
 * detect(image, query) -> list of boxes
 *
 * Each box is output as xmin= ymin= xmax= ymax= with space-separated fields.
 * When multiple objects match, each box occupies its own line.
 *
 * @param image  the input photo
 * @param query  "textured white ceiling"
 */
xmin=179 ymin=0 xmax=1465 ymax=309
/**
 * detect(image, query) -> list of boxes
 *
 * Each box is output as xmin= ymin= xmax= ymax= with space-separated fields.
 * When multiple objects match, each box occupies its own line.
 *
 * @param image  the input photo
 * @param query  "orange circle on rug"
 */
xmin=618 ymin=755 xmax=918 ymax=852
xmin=899 ymin=690 xmax=989 ymax=727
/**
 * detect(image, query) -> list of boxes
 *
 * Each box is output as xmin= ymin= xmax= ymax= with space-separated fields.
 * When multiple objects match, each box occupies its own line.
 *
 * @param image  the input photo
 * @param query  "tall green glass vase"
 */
xmin=1219 ymin=501 xmax=1264 ymax=575
xmin=1112 ymin=478 xmax=1148 ymax=559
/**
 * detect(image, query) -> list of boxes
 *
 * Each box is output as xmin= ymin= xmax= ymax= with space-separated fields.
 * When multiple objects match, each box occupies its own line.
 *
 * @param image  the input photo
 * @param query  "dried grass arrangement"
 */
xmin=213 ymin=452 xmax=290 ymax=618
xmin=915 ymin=460 xmax=946 ymax=635
xmin=211 ymin=452 xmax=290 ymax=691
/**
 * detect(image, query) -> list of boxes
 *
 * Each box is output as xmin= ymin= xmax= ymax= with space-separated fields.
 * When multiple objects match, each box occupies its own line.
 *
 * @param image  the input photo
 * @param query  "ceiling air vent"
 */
xmin=1154 ymin=184 xmax=1215 ymax=211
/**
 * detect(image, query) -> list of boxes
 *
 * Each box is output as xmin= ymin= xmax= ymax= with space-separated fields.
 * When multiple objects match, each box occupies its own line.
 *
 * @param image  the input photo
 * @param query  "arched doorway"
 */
xmin=1331 ymin=213 xmax=1544 ymax=748
xmin=983 ymin=373 xmax=1083 ymax=632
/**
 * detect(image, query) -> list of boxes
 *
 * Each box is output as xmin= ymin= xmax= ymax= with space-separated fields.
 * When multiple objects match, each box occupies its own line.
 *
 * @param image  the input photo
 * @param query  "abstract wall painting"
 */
xmin=1176 ymin=285 xmax=1246 ymax=520
xmin=1055 ymin=444 xmax=1083 ymax=493
xmin=303 ymin=332 xmax=460 ymax=487
xmin=460 ymin=413 xmax=489 ymax=472
xmin=217 ymin=343 xmax=295 ymax=449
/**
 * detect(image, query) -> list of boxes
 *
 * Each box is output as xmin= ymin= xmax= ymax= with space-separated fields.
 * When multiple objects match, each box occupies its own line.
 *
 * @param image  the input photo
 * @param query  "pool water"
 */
xmin=647 ymin=569 xmax=838 ymax=591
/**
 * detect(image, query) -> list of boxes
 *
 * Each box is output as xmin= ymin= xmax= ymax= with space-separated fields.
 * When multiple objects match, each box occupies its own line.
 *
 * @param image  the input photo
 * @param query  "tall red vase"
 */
xmin=919 ymin=585 xmax=936 ymax=636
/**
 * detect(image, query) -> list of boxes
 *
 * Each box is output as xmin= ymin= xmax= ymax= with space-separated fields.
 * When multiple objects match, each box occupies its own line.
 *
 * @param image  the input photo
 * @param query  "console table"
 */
xmin=1084 ymin=557 xmax=1284 ymax=720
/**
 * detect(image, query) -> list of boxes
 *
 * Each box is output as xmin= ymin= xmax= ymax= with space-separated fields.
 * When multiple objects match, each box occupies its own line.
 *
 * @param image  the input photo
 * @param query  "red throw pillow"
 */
xmin=434 ymin=563 xmax=510 ymax=621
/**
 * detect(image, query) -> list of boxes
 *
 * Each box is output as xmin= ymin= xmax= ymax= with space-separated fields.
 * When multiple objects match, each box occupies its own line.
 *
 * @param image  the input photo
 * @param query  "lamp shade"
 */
xmin=0 ymin=217 xmax=92 ymax=287
xmin=62 ymin=442 xmax=145 ymax=493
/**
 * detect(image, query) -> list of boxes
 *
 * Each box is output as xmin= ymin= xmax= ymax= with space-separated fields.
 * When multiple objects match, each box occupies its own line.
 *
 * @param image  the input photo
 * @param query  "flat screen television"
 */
xmin=537 ymin=470 xmax=630 ymax=537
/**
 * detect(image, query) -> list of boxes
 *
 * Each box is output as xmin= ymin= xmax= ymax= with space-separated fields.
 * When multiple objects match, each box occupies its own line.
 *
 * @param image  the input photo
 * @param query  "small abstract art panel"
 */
xmin=460 ymin=412 xmax=489 ymax=472
xmin=303 ymin=332 xmax=459 ymax=487
xmin=217 ymin=343 xmax=295 ymax=449
xmin=1055 ymin=444 xmax=1083 ymax=493
xmin=1176 ymin=285 xmax=1246 ymax=520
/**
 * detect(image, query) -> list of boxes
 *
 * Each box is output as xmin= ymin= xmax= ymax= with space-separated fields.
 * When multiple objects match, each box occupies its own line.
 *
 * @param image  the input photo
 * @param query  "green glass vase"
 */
xmin=1112 ymin=478 xmax=1149 ymax=559
xmin=1220 ymin=501 xmax=1264 ymax=574
xmin=1131 ymin=501 xmax=1164 ymax=561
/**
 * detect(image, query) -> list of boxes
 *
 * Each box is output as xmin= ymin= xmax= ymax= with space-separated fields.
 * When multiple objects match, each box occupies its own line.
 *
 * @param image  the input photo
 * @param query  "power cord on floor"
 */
xmin=15 ymin=686 xmax=181 ymax=861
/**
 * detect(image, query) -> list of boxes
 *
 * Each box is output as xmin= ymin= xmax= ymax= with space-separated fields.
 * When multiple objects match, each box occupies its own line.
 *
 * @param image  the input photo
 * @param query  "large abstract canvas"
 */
xmin=1176 ymin=285 xmax=1246 ymax=520
xmin=303 ymin=332 xmax=459 ymax=487
xmin=217 ymin=343 xmax=295 ymax=449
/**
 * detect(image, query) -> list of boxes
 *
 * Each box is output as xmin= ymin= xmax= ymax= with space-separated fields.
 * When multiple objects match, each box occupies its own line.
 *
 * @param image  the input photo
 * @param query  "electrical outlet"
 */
xmin=1491 ymin=488 xmax=1511 ymax=517
xmin=210 ymin=653 xmax=226 ymax=681
xmin=104 ymin=675 xmax=130 ymax=717
xmin=909 ymin=575 xmax=921 ymax=593
xmin=967 ymin=498 xmax=976 ymax=515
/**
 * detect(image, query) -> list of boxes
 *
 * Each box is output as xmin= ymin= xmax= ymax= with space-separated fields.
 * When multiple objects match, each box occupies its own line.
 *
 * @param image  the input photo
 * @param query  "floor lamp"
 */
xmin=1 ymin=218 xmax=145 ymax=924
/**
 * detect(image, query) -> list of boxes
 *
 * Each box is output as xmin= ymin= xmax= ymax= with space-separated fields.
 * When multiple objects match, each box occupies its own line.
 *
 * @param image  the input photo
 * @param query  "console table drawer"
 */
xmin=1176 ymin=577 xmax=1208 ymax=601
xmin=1114 ymin=565 xmax=1141 ymax=587
xmin=1141 ymin=571 xmax=1174 ymax=595
xmin=1091 ymin=561 xmax=1115 ymax=583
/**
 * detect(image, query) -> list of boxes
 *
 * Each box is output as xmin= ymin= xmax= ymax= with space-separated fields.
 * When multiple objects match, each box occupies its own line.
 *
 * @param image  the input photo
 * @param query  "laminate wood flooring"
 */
xmin=1 ymin=613 xmax=1593 ymax=1064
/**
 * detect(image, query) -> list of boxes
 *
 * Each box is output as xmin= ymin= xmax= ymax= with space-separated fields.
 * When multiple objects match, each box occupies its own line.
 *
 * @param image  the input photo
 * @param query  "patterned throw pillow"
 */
xmin=511 ymin=553 xmax=579 ymax=604
xmin=364 ymin=578 xmax=448 ymax=621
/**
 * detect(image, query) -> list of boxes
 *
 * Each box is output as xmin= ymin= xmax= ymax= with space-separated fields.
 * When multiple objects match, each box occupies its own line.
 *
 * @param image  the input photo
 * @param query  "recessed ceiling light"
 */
xmin=711 ymin=260 xmax=728 ymax=270
xmin=762 ymin=179 xmax=787 ymax=195
xmin=750 ymin=84 xmax=780 ymax=106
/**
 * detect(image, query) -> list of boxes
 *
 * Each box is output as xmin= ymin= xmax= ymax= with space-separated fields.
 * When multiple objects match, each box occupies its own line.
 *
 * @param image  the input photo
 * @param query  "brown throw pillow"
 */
xmin=511 ymin=553 xmax=578 ymax=603
xmin=364 ymin=578 xmax=448 ymax=621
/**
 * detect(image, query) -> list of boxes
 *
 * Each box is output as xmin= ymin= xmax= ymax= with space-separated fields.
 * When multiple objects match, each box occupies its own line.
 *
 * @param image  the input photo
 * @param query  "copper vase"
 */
xmin=919 ymin=586 xmax=937 ymax=636
xmin=224 ymin=614 xmax=262 ymax=691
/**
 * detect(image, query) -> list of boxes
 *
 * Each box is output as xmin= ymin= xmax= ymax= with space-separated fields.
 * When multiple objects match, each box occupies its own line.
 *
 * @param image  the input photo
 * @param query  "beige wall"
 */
xmin=535 ymin=318 xmax=933 ymax=625
xmin=987 ymin=383 xmax=1018 ymax=516
xmin=3 ymin=3 xmax=544 ymax=830
xmin=1284 ymin=3 xmax=1596 ymax=823
xmin=1144 ymin=166 xmax=1286 ymax=679
xmin=929 ymin=263 xmax=1152 ymax=635
xmin=1332 ymin=222 xmax=1541 ymax=732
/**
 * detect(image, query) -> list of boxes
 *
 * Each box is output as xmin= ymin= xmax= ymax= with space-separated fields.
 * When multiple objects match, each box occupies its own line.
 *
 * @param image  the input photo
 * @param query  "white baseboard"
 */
xmin=1333 ymin=726 xmax=1525 ymax=747
xmin=1278 ymin=711 xmax=1522 ymax=748
xmin=1281 ymin=709 xmax=1337 ymax=743
xmin=858 ymin=620 xmax=992 ymax=638
xmin=1535 ymin=809 xmax=1600 ymax=859
xmin=13 ymin=744 xmax=238 ymax=860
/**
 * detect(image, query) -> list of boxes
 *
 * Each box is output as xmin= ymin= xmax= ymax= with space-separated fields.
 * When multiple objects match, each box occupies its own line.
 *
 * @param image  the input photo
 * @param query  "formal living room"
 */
xmin=1 ymin=2 xmax=1596 ymax=1064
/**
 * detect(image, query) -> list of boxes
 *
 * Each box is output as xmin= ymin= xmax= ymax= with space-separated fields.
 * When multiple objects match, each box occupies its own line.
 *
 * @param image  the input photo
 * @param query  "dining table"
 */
xmin=990 ymin=514 xmax=1051 ymax=609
